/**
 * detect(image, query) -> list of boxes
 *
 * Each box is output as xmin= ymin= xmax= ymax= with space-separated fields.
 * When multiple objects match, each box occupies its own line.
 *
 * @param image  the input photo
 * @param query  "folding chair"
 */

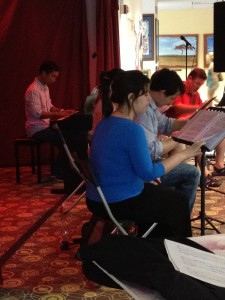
xmin=79 ymin=160 xmax=157 ymax=238
xmin=52 ymin=119 xmax=157 ymax=250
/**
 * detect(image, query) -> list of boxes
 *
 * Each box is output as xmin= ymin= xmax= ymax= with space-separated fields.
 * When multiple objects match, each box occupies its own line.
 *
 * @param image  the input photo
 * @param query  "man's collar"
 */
xmin=35 ymin=77 xmax=46 ymax=89
xmin=149 ymin=99 xmax=158 ymax=110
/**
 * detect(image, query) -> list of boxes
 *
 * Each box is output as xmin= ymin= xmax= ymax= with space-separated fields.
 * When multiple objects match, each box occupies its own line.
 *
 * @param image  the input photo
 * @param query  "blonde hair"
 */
xmin=206 ymin=51 xmax=214 ymax=64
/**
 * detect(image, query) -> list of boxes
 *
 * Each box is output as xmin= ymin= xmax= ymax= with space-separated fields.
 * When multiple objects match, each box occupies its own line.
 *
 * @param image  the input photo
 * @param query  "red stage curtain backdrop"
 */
xmin=0 ymin=0 xmax=89 ymax=166
xmin=95 ymin=0 xmax=121 ymax=85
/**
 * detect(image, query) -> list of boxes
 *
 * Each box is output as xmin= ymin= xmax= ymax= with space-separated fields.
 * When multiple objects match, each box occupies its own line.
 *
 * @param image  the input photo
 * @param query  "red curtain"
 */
xmin=95 ymin=0 xmax=121 ymax=85
xmin=0 ymin=0 xmax=89 ymax=166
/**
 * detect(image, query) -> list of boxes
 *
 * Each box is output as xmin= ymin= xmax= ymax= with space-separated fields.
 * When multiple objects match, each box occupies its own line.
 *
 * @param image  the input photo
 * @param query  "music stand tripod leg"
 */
xmin=193 ymin=148 xmax=224 ymax=235
xmin=200 ymin=149 xmax=206 ymax=235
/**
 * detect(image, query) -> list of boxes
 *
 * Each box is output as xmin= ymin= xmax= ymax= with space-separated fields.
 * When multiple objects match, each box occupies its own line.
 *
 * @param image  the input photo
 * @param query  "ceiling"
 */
xmin=157 ymin=0 xmax=221 ymax=10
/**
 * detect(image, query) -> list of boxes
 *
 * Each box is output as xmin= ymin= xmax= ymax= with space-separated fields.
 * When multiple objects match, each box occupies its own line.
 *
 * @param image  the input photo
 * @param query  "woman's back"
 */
xmin=87 ymin=116 xmax=164 ymax=202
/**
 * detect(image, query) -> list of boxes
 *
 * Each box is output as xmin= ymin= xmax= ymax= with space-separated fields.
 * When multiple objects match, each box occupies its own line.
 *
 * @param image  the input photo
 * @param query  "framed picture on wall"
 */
xmin=155 ymin=18 xmax=159 ymax=65
xmin=204 ymin=34 xmax=213 ymax=68
xmin=158 ymin=34 xmax=198 ymax=68
xmin=142 ymin=14 xmax=154 ymax=60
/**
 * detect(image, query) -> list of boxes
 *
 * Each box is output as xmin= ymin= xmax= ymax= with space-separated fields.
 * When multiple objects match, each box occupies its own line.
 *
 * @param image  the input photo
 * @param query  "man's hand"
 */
xmin=63 ymin=109 xmax=76 ymax=115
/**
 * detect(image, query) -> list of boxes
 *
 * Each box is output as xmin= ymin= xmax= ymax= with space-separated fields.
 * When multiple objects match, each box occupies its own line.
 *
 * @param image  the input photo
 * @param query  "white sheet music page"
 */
xmin=190 ymin=234 xmax=225 ymax=257
xmin=164 ymin=239 xmax=225 ymax=288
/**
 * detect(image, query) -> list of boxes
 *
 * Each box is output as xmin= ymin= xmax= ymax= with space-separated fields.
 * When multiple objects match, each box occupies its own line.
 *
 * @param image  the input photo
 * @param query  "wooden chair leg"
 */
xmin=14 ymin=142 xmax=20 ymax=184
xmin=36 ymin=143 xmax=42 ymax=183
xmin=30 ymin=143 xmax=36 ymax=174
xmin=50 ymin=144 xmax=55 ymax=175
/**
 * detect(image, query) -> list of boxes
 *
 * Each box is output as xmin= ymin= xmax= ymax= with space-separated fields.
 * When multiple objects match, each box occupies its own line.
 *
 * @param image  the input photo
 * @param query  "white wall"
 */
xmin=119 ymin=0 xmax=157 ymax=75
xmin=141 ymin=0 xmax=158 ymax=76
xmin=119 ymin=0 xmax=143 ymax=70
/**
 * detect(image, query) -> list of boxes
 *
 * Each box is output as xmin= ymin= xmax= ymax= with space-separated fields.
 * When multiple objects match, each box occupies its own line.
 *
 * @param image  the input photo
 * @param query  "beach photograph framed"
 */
xmin=204 ymin=34 xmax=213 ymax=68
xmin=142 ymin=14 xmax=154 ymax=60
xmin=158 ymin=34 xmax=198 ymax=68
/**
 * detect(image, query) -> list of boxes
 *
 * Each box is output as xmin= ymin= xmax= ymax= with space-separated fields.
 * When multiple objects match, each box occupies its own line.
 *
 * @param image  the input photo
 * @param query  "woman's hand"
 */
xmin=149 ymin=177 xmax=161 ymax=186
xmin=162 ymin=140 xmax=205 ymax=174
xmin=184 ymin=140 xmax=205 ymax=159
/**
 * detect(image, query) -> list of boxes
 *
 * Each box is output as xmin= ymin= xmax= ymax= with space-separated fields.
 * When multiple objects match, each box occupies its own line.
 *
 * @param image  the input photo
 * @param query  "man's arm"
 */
xmin=135 ymin=104 xmax=177 ymax=160
xmin=160 ymin=137 xmax=184 ymax=157
xmin=25 ymin=88 xmax=75 ymax=120
xmin=172 ymin=94 xmax=201 ymax=115
xmin=172 ymin=119 xmax=187 ymax=131
xmin=41 ymin=106 xmax=75 ymax=119
xmin=173 ymin=102 xmax=199 ymax=114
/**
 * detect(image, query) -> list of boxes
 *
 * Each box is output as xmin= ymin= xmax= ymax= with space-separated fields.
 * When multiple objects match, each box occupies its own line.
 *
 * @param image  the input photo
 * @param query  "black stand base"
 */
xmin=206 ymin=186 xmax=225 ymax=195
xmin=191 ymin=213 xmax=225 ymax=234
xmin=217 ymin=91 xmax=225 ymax=106
xmin=191 ymin=149 xmax=225 ymax=235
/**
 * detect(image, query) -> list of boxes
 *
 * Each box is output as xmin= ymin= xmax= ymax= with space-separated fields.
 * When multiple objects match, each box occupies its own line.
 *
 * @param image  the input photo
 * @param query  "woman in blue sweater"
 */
xmin=86 ymin=70 xmax=203 ymax=237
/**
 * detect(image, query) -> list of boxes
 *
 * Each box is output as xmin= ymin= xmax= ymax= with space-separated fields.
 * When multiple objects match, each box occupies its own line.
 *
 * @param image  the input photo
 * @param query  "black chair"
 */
xmin=14 ymin=137 xmax=54 ymax=183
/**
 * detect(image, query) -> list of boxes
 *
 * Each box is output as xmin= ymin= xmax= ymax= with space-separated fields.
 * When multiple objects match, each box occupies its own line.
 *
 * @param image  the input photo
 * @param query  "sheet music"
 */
xmin=164 ymin=239 xmax=225 ymax=288
xmin=173 ymin=109 xmax=225 ymax=150
xmin=190 ymin=234 xmax=225 ymax=258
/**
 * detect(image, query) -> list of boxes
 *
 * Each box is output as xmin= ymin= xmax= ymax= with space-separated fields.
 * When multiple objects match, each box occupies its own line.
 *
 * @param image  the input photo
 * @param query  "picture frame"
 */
xmin=142 ymin=14 xmax=154 ymax=60
xmin=204 ymin=34 xmax=213 ymax=68
xmin=155 ymin=18 xmax=159 ymax=65
xmin=158 ymin=34 xmax=198 ymax=68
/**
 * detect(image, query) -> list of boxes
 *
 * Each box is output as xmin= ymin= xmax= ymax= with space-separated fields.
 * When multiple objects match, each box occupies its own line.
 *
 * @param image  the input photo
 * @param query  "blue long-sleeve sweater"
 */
xmin=86 ymin=116 xmax=165 ymax=203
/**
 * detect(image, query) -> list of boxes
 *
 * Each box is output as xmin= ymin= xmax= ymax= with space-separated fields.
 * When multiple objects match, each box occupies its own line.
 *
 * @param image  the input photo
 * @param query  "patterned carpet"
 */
xmin=0 ymin=164 xmax=225 ymax=299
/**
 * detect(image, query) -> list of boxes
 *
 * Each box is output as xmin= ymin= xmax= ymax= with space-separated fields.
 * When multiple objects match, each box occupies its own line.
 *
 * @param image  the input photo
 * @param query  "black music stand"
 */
xmin=51 ymin=112 xmax=93 ymax=194
xmin=191 ymin=147 xmax=225 ymax=235
xmin=205 ymin=106 xmax=225 ymax=196
xmin=217 ymin=85 xmax=225 ymax=106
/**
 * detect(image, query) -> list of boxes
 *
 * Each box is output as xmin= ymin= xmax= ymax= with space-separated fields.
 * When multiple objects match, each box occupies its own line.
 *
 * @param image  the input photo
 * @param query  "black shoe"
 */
xmin=212 ymin=166 xmax=225 ymax=176
xmin=205 ymin=175 xmax=222 ymax=188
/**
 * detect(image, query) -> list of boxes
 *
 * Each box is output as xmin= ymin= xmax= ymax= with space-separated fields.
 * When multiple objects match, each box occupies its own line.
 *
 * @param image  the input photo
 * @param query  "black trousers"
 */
xmin=80 ymin=235 xmax=225 ymax=300
xmin=86 ymin=183 xmax=192 ymax=238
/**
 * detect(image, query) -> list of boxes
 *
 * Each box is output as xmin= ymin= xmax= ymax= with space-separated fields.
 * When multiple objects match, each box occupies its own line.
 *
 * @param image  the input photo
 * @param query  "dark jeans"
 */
xmin=160 ymin=163 xmax=200 ymax=212
xmin=86 ymin=183 xmax=192 ymax=238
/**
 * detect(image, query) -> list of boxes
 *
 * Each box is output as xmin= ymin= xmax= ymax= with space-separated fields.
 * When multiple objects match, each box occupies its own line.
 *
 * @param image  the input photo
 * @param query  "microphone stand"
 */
xmin=180 ymin=36 xmax=194 ymax=79
xmin=185 ymin=43 xmax=188 ymax=79
xmin=217 ymin=85 xmax=225 ymax=106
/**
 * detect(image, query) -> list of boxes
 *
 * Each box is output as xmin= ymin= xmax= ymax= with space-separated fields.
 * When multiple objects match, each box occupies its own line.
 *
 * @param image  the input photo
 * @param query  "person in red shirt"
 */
xmin=167 ymin=68 xmax=205 ymax=120
xmin=166 ymin=68 xmax=225 ymax=187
